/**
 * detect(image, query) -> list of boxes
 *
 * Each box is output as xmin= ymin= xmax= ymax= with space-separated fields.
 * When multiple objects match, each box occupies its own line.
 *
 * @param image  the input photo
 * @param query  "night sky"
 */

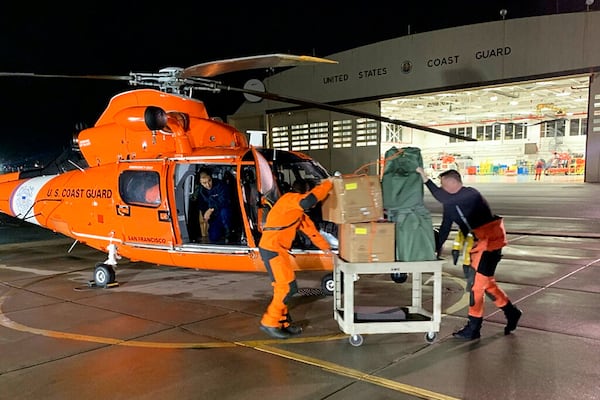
xmin=0 ymin=0 xmax=596 ymax=163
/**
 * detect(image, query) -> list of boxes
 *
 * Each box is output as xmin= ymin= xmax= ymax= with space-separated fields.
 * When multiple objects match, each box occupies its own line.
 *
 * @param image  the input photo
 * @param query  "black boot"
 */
xmin=260 ymin=324 xmax=292 ymax=339
xmin=453 ymin=316 xmax=482 ymax=340
xmin=502 ymin=302 xmax=522 ymax=335
xmin=279 ymin=313 xmax=302 ymax=335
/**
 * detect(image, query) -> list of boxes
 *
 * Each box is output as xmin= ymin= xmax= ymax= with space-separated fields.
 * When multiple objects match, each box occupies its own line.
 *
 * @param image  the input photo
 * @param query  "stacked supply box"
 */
xmin=321 ymin=175 xmax=383 ymax=224
xmin=322 ymin=175 xmax=393 ymax=262
xmin=338 ymin=221 xmax=395 ymax=262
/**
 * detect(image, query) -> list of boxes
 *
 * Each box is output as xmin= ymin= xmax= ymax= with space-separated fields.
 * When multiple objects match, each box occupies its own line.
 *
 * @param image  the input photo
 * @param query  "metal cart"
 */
xmin=333 ymin=255 xmax=444 ymax=346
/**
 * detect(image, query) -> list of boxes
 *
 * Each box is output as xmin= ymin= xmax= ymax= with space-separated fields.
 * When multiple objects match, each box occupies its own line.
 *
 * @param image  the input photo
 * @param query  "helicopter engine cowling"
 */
xmin=113 ymin=106 xmax=168 ymax=132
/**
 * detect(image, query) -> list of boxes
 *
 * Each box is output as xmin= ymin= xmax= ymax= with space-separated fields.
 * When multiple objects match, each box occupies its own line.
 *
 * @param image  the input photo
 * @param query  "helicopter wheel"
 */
xmin=94 ymin=263 xmax=116 ymax=288
xmin=321 ymin=273 xmax=335 ymax=296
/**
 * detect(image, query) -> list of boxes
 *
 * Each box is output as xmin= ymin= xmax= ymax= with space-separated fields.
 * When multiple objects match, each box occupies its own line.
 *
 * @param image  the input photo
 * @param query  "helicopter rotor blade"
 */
xmin=0 ymin=54 xmax=471 ymax=141
xmin=0 ymin=72 xmax=131 ymax=81
xmin=218 ymin=84 xmax=476 ymax=141
xmin=182 ymin=54 xmax=338 ymax=78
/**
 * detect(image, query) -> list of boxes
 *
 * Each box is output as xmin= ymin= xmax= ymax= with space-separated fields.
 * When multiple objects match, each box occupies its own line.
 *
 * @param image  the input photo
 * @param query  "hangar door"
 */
xmin=267 ymin=102 xmax=381 ymax=175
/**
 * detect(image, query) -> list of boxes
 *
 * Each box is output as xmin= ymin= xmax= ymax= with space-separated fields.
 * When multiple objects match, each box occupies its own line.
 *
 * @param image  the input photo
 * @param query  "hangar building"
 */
xmin=229 ymin=11 xmax=600 ymax=182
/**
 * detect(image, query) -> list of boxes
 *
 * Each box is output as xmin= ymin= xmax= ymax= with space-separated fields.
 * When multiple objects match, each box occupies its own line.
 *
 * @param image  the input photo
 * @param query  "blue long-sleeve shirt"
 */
xmin=424 ymin=179 xmax=495 ymax=253
xmin=197 ymin=179 xmax=231 ymax=213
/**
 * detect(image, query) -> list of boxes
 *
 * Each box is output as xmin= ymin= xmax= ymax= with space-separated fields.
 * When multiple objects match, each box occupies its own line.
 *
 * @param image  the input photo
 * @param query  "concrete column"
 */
xmin=585 ymin=73 xmax=600 ymax=183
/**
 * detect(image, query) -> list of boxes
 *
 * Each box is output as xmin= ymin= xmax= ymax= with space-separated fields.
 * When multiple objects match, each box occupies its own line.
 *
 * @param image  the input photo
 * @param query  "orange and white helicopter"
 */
xmin=0 ymin=54 xmax=464 ymax=293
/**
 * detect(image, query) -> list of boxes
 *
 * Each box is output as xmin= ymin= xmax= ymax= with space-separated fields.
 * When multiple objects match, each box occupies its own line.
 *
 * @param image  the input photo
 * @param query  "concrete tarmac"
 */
xmin=1 ymin=176 xmax=599 ymax=400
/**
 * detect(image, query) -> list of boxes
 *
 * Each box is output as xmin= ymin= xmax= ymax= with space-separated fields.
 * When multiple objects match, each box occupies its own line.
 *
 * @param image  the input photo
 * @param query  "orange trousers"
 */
xmin=465 ymin=247 xmax=509 ymax=318
xmin=259 ymin=248 xmax=297 ymax=328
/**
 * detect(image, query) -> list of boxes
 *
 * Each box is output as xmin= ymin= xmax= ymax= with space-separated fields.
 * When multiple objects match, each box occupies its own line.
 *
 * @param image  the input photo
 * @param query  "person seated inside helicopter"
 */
xmin=196 ymin=168 xmax=234 ymax=243
xmin=144 ymin=183 xmax=161 ymax=205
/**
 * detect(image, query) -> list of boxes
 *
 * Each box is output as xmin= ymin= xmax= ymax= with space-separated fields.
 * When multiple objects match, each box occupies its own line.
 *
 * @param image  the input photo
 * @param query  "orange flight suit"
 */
xmin=467 ymin=217 xmax=510 ymax=318
xmin=259 ymin=180 xmax=333 ymax=329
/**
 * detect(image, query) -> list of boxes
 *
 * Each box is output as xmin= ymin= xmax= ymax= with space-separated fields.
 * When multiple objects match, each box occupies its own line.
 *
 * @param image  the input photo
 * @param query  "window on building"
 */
xmin=569 ymin=118 xmax=587 ymax=136
xmin=449 ymin=127 xmax=473 ymax=143
xmin=484 ymin=125 xmax=494 ymax=140
xmin=476 ymin=126 xmax=484 ymax=140
xmin=384 ymin=123 xmax=402 ymax=142
xmin=332 ymin=119 xmax=353 ymax=148
xmin=570 ymin=119 xmax=580 ymax=136
xmin=308 ymin=121 xmax=329 ymax=149
xmin=290 ymin=123 xmax=310 ymax=151
xmin=541 ymin=119 xmax=566 ymax=138
xmin=515 ymin=123 xmax=527 ymax=139
xmin=504 ymin=124 xmax=514 ymax=140
xmin=493 ymin=124 xmax=501 ymax=140
xmin=272 ymin=126 xmax=290 ymax=150
xmin=355 ymin=118 xmax=378 ymax=147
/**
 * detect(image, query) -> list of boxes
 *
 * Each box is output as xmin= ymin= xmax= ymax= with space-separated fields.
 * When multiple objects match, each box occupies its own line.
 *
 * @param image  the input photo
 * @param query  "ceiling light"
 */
xmin=490 ymin=96 xmax=498 ymax=101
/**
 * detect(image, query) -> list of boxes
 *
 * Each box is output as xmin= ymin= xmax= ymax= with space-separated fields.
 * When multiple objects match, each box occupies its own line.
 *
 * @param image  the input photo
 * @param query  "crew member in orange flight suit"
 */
xmin=258 ymin=178 xmax=333 ymax=339
xmin=416 ymin=167 xmax=522 ymax=340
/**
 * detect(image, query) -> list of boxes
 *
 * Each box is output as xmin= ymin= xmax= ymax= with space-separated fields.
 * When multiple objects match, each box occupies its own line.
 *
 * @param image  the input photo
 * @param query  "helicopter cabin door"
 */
xmin=116 ymin=165 xmax=173 ymax=249
xmin=251 ymin=147 xmax=281 ymax=234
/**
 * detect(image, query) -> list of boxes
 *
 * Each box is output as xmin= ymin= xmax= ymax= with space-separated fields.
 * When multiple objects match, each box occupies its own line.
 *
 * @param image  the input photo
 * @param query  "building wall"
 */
xmin=230 ymin=11 xmax=600 ymax=180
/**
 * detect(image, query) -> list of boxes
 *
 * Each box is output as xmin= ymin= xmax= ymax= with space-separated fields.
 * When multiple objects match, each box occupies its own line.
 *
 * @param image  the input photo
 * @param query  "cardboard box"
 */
xmin=338 ymin=222 xmax=395 ymax=263
xmin=322 ymin=175 xmax=383 ymax=224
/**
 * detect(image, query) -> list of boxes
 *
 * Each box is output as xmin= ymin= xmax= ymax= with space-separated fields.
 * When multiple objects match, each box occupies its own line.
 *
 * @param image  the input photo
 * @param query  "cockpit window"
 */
xmin=119 ymin=170 xmax=161 ymax=206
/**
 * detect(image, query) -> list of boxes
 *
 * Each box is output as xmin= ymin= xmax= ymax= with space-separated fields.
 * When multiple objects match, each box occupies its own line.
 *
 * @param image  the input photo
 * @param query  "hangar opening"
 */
xmin=379 ymin=75 xmax=590 ymax=177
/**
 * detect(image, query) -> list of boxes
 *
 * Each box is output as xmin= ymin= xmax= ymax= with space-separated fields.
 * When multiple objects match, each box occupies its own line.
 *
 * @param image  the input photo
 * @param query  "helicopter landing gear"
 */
xmin=88 ymin=243 xmax=120 ymax=288
xmin=90 ymin=263 xmax=119 ymax=288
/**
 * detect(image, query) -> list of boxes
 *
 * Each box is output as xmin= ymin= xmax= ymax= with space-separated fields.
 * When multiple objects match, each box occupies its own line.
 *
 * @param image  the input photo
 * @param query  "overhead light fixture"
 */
xmin=490 ymin=96 xmax=498 ymax=101
xmin=586 ymin=0 xmax=594 ymax=11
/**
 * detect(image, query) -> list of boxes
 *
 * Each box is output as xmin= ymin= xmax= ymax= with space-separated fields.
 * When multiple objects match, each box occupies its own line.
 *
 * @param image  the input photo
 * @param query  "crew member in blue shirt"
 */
xmin=197 ymin=169 xmax=233 ymax=243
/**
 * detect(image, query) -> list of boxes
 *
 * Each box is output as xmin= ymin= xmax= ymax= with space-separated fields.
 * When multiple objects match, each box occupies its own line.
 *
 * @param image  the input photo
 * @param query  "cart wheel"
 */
xmin=349 ymin=334 xmax=363 ymax=347
xmin=390 ymin=272 xmax=408 ymax=283
xmin=321 ymin=273 xmax=334 ymax=296
xmin=425 ymin=332 xmax=437 ymax=344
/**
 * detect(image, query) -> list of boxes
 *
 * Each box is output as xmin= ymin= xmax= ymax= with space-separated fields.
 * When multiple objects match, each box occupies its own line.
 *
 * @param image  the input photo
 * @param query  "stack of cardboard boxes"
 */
xmin=321 ymin=175 xmax=395 ymax=263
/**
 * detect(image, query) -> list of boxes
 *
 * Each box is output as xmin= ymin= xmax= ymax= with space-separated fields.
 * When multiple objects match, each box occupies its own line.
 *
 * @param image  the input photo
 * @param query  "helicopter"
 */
xmin=0 ymin=53 xmax=462 ymax=294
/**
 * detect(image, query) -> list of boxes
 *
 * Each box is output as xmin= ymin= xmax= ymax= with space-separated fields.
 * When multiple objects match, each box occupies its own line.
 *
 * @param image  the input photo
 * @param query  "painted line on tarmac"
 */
xmin=240 ymin=342 xmax=460 ymax=400
xmin=442 ymin=272 xmax=468 ymax=314
xmin=0 ymin=295 xmax=343 ymax=348
xmin=0 ymin=289 xmax=464 ymax=399
xmin=0 ymin=300 xmax=457 ymax=400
